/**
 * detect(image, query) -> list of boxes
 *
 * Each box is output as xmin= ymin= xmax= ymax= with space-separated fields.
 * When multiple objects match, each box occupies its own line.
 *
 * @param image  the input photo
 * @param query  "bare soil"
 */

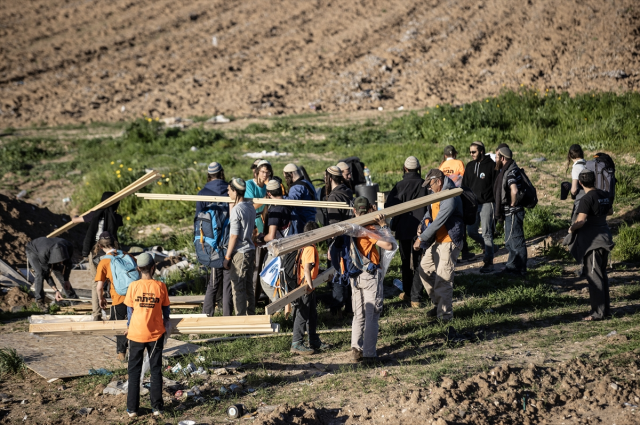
xmin=1 ymin=0 xmax=639 ymax=127
xmin=0 ymin=287 xmax=34 ymax=312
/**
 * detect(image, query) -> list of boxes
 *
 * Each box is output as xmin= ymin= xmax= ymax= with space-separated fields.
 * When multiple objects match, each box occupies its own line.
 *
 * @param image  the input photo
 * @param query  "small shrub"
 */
xmin=612 ymin=222 xmax=640 ymax=263
xmin=0 ymin=348 xmax=25 ymax=377
xmin=523 ymin=206 xmax=569 ymax=239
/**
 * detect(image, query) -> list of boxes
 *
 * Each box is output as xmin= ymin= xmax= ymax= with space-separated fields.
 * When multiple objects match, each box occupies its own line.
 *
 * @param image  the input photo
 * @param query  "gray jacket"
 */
xmin=419 ymin=177 xmax=465 ymax=249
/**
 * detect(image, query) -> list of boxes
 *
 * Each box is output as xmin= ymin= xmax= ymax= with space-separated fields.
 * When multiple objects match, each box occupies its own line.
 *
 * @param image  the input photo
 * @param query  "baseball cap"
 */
xmin=422 ymin=169 xmax=445 ymax=187
xmin=353 ymin=196 xmax=371 ymax=214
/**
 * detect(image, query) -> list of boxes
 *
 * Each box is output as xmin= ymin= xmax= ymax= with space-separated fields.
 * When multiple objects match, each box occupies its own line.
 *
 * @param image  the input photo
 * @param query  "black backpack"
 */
xmin=586 ymin=153 xmax=616 ymax=203
xmin=517 ymin=168 xmax=538 ymax=209
xmin=460 ymin=186 xmax=479 ymax=225
xmin=339 ymin=156 xmax=366 ymax=186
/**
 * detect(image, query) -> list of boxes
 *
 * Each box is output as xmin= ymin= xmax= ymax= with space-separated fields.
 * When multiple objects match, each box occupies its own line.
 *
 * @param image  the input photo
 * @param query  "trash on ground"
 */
xmin=243 ymin=150 xmax=289 ymax=159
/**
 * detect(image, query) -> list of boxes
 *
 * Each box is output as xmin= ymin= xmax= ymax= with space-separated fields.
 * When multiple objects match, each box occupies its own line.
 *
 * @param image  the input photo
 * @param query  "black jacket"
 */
xmin=25 ymin=237 xmax=74 ymax=289
xmin=326 ymin=184 xmax=353 ymax=224
xmin=385 ymin=172 xmax=428 ymax=240
xmin=462 ymin=154 xmax=497 ymax=204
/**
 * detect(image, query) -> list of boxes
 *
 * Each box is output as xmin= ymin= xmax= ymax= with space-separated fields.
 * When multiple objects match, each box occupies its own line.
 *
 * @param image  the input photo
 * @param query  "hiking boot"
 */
xmin=479 ymin=262 xmax=494 ymax=274
xmin=127 ymin=410 xmax=137 ymax=418
xmin=398 ymin=292 xmax=406 ymax=301
xmin=153 ymin=410 xmax=163 ymax=417
xmin=290 ymin=342 xmax=314 ymax=356
xmin=117 ymin=352 xmax=126 ymax=362
xmin=411 ymin=302 xmax=421 ymax=309
xmin=309 ymin=340 xmax=331 ymax=351
xmin=362 ymin=356 xmax=379 ymax=366
xmin=426 ymin=307 xmax=438 ymax=318
xmin=351 ymin=348 xmax=363 ymax=362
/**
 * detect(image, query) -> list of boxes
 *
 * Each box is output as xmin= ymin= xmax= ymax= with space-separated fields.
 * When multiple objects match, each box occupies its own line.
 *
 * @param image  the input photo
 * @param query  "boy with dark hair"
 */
xmin=566 ymin=169 xmax=614 ymax=321
xmin=224 ymin=178 xmax=257 ymax=315
xmin=290 ymin=221 xmax=329 ymax=355
xmin=283 ymin=163 xmax=317 ymax=233
xmin=124 ymin=253 xmax=170 ymax=418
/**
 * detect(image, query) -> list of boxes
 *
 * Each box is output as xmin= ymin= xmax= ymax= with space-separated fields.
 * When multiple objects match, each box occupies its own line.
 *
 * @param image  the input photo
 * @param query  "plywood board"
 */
xmin=0 ymin=332 xmax=200 ymax=380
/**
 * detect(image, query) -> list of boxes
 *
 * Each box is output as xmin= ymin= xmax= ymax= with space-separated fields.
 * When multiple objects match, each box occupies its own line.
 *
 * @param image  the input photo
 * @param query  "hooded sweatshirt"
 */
xmin=384 ymin=171 xmax=428 ymax=240
xmin=418 ymin=177 xmax=465 ymax=249
xmin=462 ymin=154 xmax=497 ymax=204
xmin=25 ymin=237 xmax=74 ymax=289
xmin=196 ymin=179 xmax=229 ymax=215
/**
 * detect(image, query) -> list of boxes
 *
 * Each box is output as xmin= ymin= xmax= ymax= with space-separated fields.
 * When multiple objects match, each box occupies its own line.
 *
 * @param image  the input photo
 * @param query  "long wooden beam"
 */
xmin=266 ymin=188 xmax=463 ymax=257
xmin=136 ymin=193 xmax=353 ymax=209
xmin=47 ymin=171 xmax=160 ymax=238
xmin=265 ymin=267 xmax=335 ymax=315
xmin=191 ymin=327 xmax=350 ymax=344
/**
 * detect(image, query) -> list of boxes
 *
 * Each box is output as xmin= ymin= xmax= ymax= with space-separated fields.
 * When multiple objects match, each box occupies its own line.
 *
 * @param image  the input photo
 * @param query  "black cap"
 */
xmin=422 ymin=169 xmax=445 ymax=187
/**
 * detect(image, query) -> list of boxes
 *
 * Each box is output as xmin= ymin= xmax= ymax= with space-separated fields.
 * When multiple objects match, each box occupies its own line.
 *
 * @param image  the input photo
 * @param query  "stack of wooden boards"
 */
xmin=47 ymin=170 xmax=161 ymax=238
xmin=59 ymin=295 xmax=205 ymax=313
xmin=136 ymin=193 xmax=353 ymax=209
xmin=30 ymin=315 xmax=277 ymax=336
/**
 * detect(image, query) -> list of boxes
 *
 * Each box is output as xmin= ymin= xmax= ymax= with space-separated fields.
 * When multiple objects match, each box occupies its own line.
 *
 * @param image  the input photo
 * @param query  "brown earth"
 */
xmin=0 ymin=193 xmax=86 ymax=266
xmin=0 ymin=287 xmax=34 ymax=312
xmin=1 ymin=0 xmax=639 ymax=127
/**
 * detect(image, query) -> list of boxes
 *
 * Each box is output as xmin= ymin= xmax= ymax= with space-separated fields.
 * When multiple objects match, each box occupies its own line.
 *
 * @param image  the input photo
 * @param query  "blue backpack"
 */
xmin=194 ymin=202 xmax=230 ymax=269
xmin=329 ymin=235 xmax=377 ymax=285
xmin=108 ymin=251 xmax=141 ymax=296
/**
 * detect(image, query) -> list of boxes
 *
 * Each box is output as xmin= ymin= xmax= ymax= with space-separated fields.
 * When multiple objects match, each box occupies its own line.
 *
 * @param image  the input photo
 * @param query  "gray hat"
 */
xmin=404 ymin=156 xmax=420 ymax=170
xmin=207 ymin=162 xmax=222 ymax=174
xmin=230 ymin=177 xmax=246 ymax=191
xmin=283 ymin=163 xmax=299 ymax=173
xmin=137 ymin=253 xmax=155 ymax=268
xmin=336 ymin=161 xmax=349 ymax=171
xmin=498 ymin=146 xmax=512 ymax=159
xmin=266 ymin=180 xmax=281 ymax=191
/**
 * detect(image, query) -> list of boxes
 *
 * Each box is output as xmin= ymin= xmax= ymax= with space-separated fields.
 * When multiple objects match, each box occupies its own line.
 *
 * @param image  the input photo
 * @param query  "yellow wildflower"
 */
xmin=162 ymin=174 xmax=165 ymax=178
xmin=436 ymin=105 xmax=439 ymax=108
xmin=126 ymin=217 xmax=130 ymax=220
xmin=165 ymin=178 xmax=170 ymax=182
xmin=128 ymin=168 xmax=132 ymax=171
xmin=157 ymin=181 xmax=162 ymax=185
xmin=120 ymin=164 xmax=123 ymax=168
xmin=443 ymin=118 xmax=446 ymax=121
xmin=110 ymin=161 xmax=114 ymax=165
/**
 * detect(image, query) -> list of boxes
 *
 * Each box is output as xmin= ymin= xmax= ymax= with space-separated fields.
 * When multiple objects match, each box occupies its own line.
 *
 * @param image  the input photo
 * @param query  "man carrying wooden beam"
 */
xmin=224 ymin=178 xmax=257 ymax=316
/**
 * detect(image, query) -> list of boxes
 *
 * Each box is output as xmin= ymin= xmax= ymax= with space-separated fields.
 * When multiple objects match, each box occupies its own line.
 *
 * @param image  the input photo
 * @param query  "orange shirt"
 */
xmin=297 ymin=245 xmax=319 ymax=286
xmin=431 ymin=202 xmax=452 ymax=243
xmin=124 ymin=279 xmax=170 ymax=343
xmin=94 ymin=250 xmax=134 ymax=305
xmin=439 ymin=159 xmax=465 ymax=186
xmin=355 ymin=226 xmax=381 ymax=265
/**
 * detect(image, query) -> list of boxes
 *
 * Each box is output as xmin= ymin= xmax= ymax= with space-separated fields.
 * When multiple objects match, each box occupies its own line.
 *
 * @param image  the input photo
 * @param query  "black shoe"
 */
xmin=362 ymin=356 xmax=380 ymax=366
xmin=426 ymin=307 xmax=438 ymax=318
xmin=458 ymin=252 xmax=476 ymax=263
xmin=479 ymin=263 xmax=495 ymax=274
xmin=496 ymin=268 xmax=524 ymax=277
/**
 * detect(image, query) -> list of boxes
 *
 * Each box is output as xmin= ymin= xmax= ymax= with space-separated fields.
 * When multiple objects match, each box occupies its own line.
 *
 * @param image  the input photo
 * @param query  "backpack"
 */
xmin=586 ymin=153 xmax=616 ymax=203
xmin=517 ymin=168 xmax=538 ymax=209
xmin=339 ymin=156 xmax=366 ymax=186
xmin=194 ymin=202 xmax=229 ymax=269
xmin=460 ymin=186 xmax=479 ymax=225
xmin=108 ymin=251 xmax=140 ymax=296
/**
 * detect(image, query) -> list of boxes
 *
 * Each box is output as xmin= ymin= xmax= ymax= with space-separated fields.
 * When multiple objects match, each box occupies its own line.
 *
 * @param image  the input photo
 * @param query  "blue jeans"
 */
xmin=467 ymin=202 xmax=495 ymax=264
xmin=504 ymin=210 xmax=527 ymax=273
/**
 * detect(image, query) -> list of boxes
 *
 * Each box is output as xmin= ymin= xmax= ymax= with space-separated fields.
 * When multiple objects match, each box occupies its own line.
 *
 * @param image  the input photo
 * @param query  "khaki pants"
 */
xmin=230 ymin=250 xmax=256 ymax=316
xmin=351 ymin=270 xmax=383 ymax=358
xmin=413 ymin=242 xmax=460 ymax=320
xmin=88 ymin=253 xmax=102 ymax=320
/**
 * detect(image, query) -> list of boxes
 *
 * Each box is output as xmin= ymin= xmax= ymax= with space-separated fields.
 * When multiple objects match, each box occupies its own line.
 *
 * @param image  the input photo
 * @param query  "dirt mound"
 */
xmin=0 ymin=193 xmax=85 ymax=266
xmin=0 ymin=287 xmax=34 ymax=311
xmin=254 ymin=354 xmax=640 ymax=425
xmin=1 ymin=0 xmax=638 ymax=126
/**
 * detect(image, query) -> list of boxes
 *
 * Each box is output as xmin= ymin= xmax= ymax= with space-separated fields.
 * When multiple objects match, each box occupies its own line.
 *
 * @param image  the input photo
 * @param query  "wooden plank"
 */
xmin=191 ymin=327 xmax=350 ymax=344
xmin=47 ymin=171 xmax=160 ymax=238
xmin=266 ymin=188 xmax=463 ymax=257
xmin=136 ymin=193 xmax=353 ymax=209
xmin=169 ymin=295 xmax=205 ymax=303
xmin=0 ymin=258 xmax=31 ymax=289
xmin=265 ymin=267 xmax=335 ymax=315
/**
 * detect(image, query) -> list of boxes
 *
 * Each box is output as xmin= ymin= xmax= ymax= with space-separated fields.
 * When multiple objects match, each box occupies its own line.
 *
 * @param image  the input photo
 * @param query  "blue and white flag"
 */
xmin=260 ymin=256 xmax=281 ymax=287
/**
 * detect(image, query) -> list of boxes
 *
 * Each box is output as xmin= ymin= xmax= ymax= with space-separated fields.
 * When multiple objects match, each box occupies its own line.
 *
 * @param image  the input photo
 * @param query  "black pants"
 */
xmin=25 ymin=248 xmax=78 ymax=301
xmin=110 ymin=303 xmax=128 ymax=354
xmin=292 ymin=291 xmax=319 ymax=344
xmin=398 ymin=239 xmax=421 ymax=297
xmin=584 ymin=248 xmax=611 ymax=319
xmin=127 ymin=336 xmax=165 ymax=413
xmin=331 ymin=281 xmax=352 ymax=314
xmin=203 ymin=268 xmax=232 ymax=316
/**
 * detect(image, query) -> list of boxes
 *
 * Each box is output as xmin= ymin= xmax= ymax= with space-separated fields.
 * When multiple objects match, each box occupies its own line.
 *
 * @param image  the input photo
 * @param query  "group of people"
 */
xmin=22 ymin=141 xmax=615 ymax=417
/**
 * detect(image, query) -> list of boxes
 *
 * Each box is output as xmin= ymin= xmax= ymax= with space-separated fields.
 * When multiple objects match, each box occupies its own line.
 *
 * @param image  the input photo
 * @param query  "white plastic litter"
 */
xmin=243 ymin=150 xmax=290 ymax=158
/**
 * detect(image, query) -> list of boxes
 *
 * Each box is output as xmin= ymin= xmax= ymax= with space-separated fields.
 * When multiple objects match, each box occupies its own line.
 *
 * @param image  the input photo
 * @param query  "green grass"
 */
xmin=612 ymin=222 xmax=640 ymax=263
xmin=0 ymin=348 xmax=25 ymax=378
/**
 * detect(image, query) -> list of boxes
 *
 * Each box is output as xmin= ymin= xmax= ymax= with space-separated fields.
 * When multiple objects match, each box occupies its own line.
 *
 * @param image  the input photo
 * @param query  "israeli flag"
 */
xmin=260 ymin=256 xmax=281 ymax=287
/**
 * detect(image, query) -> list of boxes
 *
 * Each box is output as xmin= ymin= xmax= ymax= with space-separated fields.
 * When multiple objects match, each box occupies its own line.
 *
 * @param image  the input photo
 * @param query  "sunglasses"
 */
xmin=469 ymin=150 xmax=478 ymax=154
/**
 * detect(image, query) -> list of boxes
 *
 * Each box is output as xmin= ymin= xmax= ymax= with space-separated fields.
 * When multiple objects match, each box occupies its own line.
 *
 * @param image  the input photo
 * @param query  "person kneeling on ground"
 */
xmin=350 ymin=197 xmax=394 ymax=364
xmin=290 ymin=221 xmax=330 ymax=355
xmin=565 ymin=169 xmax=614 ymax=321
xmin=412 ymin=169 xmax=464 ymax=321
xmin=124 ymin=253 xmax=170 ymax=418
xmin=224 ymin=178 xmax=257 ymax=315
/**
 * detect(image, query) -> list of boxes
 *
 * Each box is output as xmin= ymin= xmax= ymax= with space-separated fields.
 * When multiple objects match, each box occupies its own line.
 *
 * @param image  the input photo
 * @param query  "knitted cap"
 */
xmin=336 ymin=161 xmax=349 ymax=171
xmin=283 ymin=163 xmax=299 ymax=173
xmin=230 ymin=177 xmax=246 ymax=191
xmin=256 ymin=160 xmax=271 ymax=168
xmin=498 ymin=146 xmax=512 ymax=159
xmin=266 ymin=180 xmax=281 ymax=191
xmin=207 ymin=162 xmax=222 ymax=174
xmin=136 ymin=253 xmax=155 ymax=267
xmin=327 ymin=166 xmax=341 ymax=176
xmin=353 ymin=196 xmax=371 ymax=214
xmin=444 ymin=145 xmax=457 ymax=156
xmin=422 ymin=169 xmax=445 ymax=187
xmin=404 ymin=156 xmax=420 ymax=170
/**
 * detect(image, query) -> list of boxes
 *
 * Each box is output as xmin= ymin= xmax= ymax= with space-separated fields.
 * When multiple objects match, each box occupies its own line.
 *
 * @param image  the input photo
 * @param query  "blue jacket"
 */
xmin=196 ymin=179 xmax=229 ymax=215
xmin=419 ymin=177 xmax=465 ymax=249
xmin=284 ymin=179 xmax=317 ymax=232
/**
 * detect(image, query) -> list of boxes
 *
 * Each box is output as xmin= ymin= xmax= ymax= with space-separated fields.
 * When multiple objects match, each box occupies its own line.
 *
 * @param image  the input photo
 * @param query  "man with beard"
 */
xmin=282 ymin=163 xmax=317 ymax=234
xmin=493 ymin=146 xmax=527 ymax=276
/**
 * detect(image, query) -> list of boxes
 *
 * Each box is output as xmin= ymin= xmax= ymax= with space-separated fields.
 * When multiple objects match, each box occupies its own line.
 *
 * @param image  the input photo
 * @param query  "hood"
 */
xmin=442 ymin=176 xmax=456 ymax=191
xmin=48 ymin=243 xmax=70 ymax=264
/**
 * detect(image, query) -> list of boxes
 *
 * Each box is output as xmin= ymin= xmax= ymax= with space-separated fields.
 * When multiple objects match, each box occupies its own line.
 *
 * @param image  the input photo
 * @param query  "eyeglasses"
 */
xmin=469 ymin=150 xmax=477 ymax=154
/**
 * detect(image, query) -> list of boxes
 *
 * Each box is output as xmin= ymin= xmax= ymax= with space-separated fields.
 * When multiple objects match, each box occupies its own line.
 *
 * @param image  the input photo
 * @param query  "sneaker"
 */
xmin=398 ymin=292 xmax=406 ymax=301
xmin=290 ymin=342 xmax=314 ymax=356
xmin=117 ymin=352 xmax=126 ymax=362
xmin=127 ymin=410 xmax=137 ymax=418
xmin=309 ymin=340 xmax=331 ymax=351
xmin=479 ymin=263 xmax=494 ymax=274
xmin=411 ymin=302 xmax=421 ymax=309
xmin=153 ymin=410 xmax=163 ymax=417
xmin=351 ymin=348 xmax=363 ymax=362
